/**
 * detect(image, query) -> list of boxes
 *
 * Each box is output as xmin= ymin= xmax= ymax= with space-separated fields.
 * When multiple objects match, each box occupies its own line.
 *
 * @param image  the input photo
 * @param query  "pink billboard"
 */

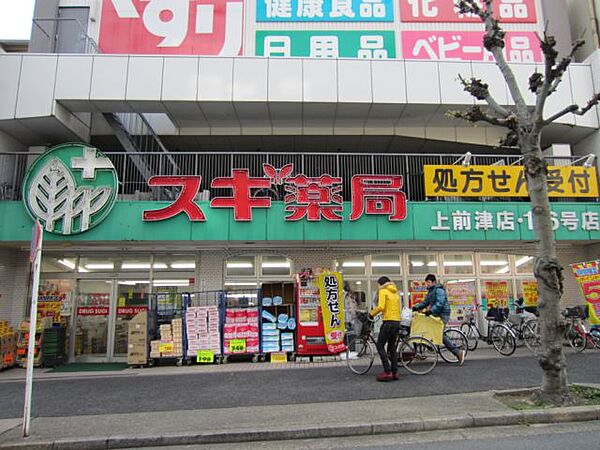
xmin=402 ymin=31 xmax=542 ymax=62
xmin=99 ymin=0 xmax=244 ymax=55
xmin=399 ymin=0 xmax=537 ymax=23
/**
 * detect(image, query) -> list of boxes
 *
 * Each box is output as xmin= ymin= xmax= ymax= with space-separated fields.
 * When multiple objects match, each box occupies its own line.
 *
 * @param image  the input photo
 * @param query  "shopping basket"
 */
xmin=410 ymin=313 xmax=443 ymax=346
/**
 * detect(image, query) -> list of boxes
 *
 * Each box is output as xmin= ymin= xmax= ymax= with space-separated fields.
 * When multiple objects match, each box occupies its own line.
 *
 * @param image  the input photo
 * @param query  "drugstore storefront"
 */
xmin=1 ymin=144 xmax=599 ymax=362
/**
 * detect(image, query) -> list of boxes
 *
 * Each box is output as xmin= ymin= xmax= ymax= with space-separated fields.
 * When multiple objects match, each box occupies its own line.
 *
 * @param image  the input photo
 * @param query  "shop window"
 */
xmin=153 ymin=255 xmax=196 ymax=271
xmin=79 ymin=256 xmax=117 ymax=272
xmin=335 ymin=256 xmax=366 ymax=276
xmin=261 ymin=255 xmax=292 ymax=277
xmin=516 ymin=278 xmax=539 ymax=313
xmin=442 ymin=254 xmax=474 ymax=275
xmin=41 ymin=256 xmax=79 ymax=273
xmin=371 ymin=254 xmax=401 ymax=276
xmin=479 ymin=253 xmax=510 ymax=275
xmin=344 ymin=279 xmax=368 ymax=310
xmin=225 ymin=256 xmax=256 ymax=277
xmin=515 ymin=255 xmax=535 ymax=274
xmin=444 ymin=279 xmax=477 ymax=325
xmin=115 ymin=280 xmax=150 ymax=356
xmin=408 ymin=254 xmax=438 ymax=275
xmin=408 ymin=278 xmax=428 ymax=308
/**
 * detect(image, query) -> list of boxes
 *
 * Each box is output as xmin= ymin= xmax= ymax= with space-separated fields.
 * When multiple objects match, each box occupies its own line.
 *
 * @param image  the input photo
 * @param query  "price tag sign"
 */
xmin=196 ymin=350 xmax=214 ymax=363
xmin=159 ymin=343 xmax=174 ymax=353
xmin=229 ymin=339 xmax=246 ymax=353
xmin=270 ymin=352 xmax=287 ymax=363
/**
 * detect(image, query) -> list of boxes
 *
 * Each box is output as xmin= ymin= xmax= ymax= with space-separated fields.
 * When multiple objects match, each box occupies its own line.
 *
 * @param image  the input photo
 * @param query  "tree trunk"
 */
xmin=523 ymin=133 xmax=570 ymax=405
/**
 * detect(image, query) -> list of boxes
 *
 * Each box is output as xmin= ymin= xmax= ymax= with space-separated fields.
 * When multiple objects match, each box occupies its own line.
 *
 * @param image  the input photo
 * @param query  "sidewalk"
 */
xmin=1 ymin=388 xmax=599 ymax=449
xmin=0 ymin=347 xmax=536 ymax=383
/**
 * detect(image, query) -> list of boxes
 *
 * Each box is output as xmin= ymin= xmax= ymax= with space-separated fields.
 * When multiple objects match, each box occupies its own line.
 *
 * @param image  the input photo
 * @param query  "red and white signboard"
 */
xmin=117 ymin=306 xmax=149 ymax=316
xmin=142 ymin=164 xmax=407 ymax=223
xmin=77 ymin=307 xmax=110 ymax=316
xmin=99 ymin=0 xmax=244 ymax=55
xmin=399 ymin=0 xmax=536 ymax=23
xmin=402 ymin=31 xmax=542 ymax=62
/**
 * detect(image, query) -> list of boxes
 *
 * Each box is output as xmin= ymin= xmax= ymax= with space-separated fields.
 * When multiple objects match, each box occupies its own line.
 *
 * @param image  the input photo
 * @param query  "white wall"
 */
xmin=0 ymin=248 xmax=30 ymax=327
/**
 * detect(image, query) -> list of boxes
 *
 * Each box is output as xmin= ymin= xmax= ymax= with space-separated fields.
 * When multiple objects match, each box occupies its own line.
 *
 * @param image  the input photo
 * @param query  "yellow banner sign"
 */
xmin=424 ymin=165 xmax=598 ymax=197
xmin=571 ymin=261 xmax=600 ymax=326
xmin=318 ymin=271 xmax=346 ymax=353
xmin=484 ymin=280 xmax=509 ymax=309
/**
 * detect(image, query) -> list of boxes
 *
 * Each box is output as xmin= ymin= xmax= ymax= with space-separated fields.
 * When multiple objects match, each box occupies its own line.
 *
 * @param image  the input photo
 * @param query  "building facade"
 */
xmin=0 ymin=0 xmax=599 ymax=362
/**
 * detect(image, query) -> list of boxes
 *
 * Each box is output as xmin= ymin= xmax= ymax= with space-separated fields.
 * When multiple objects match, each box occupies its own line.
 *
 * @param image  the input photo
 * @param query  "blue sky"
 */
xmin=0 ymin=0 xmax=35 ymax=40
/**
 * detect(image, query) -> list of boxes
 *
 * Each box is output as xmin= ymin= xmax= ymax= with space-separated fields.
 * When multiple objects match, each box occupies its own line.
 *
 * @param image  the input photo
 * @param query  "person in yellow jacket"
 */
xmin=369 ymin=276 xmax=401 ymax=382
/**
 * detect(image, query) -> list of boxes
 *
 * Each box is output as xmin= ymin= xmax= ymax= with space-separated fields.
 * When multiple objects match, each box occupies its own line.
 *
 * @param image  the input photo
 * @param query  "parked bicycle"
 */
xmin=501 ymin=313 xmax=540 ymax=353
xmin=459 ymin=305 xmax=517 ymax=356
xmin=562 ymin=307 xmax=600 ymax=352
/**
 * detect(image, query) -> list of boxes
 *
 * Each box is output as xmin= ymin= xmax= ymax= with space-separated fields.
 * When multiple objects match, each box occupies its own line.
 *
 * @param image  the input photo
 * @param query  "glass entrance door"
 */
xmin=74 ymin=280 xmax=112 ymax=361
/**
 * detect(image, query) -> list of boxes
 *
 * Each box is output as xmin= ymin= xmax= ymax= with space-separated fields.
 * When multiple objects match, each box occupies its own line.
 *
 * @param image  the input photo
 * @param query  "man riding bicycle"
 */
xmin=412 ymin=274 xmax=465 ymax=366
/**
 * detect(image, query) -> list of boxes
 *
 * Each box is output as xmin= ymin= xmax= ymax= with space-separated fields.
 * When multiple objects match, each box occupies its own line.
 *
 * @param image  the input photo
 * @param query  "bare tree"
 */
xmin=452 ymin=0 xmax=600 ymax=405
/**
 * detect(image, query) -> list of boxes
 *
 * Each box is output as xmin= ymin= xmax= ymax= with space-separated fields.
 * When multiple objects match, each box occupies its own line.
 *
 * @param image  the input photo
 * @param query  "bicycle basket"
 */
xmin=564 ymin=306 xmax=585 ymax=319
xmin=356 ymin=312 xmax=373 ymax=337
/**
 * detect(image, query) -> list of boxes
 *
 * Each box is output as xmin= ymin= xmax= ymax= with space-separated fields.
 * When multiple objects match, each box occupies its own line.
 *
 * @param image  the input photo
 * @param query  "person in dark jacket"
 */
xmin=412 ymin=274 xmax=465 ymax=365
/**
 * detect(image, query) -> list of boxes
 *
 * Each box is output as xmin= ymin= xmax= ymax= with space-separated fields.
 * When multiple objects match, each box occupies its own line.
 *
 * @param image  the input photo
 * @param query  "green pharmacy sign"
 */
xmin=22 ymin=143 xmax=119 ymax=235
xmin=255 ymin=30 xmax=396 ymax=58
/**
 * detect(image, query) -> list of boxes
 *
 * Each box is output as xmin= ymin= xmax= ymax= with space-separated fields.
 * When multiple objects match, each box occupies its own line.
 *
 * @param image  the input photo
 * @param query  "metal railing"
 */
xmin=0 ymin=151 xmax=592 ymax=203
xmin=32 ymin=18 xmax=100 ymax=54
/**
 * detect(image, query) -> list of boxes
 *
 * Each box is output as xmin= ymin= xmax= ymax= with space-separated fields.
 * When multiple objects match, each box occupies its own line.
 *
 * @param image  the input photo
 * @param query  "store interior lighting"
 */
xmin=446 ymin=278 xmax=475 ymax=284
xmin=57 ymin=258 xmax=75 ymax=269
xmin=261 ymin=262 xmax=291 ymax=268
xmin=85 ymin=263 xmax=115 ymax=270
xmin=480 ymin=260 xmax=509 ymax=266
xmin=442 ymin=261 xmax=473 ymax=267
xmin=224 ymin=282 xmax=258 ymax=286
xmin=515 ymin=256 xmax=534 ymax=267
xmin=495 ymin=266 xmax=511 ymax=274
xmin=121 ymin=263 xmax=168 ymax=269
xmin=372 ymin=261 xmax=400 ymax=267
xmin=342 ymin=261 xmax=366 ymax=267
xmin=427 ymin=261 xmax=438 ymax=267
xmin=226 ymin=262 xmax=254 ymax=268
xmin=227 ymin=293 xmax=258 ymax=298
xmin=170 ymin=262 xmax=196 ymax=269
xmin=153 ymin=280 xmax=190 ymax=286
xmin=410 ymin=261 xmax=424 ymax=267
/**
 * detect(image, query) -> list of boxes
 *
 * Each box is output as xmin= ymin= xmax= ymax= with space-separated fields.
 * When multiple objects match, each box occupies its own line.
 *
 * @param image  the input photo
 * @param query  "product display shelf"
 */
xmin=260 ymin=282 xmax=296 ymax=362
xmin=222 ymin=289 xmax=261 ymax=363
xmin=149 ymin=292 xmax=186 ymax=366
xmin=0 ymin=320 xmax=17 ymax=370
xmin=16 ymin=319 xmax=50 ymax=368
xmin=184 ymin=291 xmax=224 ymax=365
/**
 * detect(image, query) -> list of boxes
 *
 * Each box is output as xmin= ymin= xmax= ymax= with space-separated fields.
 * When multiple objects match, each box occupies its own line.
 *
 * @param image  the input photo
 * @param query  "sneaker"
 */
xmin=376 ymin=371 xmax=393 ymax=382
xmin=457 ymin=350 xmax=466 ymax=366
xmin=392 ymin=372 xmax=399 ymax=380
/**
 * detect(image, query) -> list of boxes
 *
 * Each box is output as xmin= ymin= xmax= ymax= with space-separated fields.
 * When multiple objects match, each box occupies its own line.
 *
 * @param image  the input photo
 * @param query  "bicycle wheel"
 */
xmin=590 ymin=329 xmax=600 ymax=349
xmin=522 ymin=319 xmax=541 ymax=353
xmin=460 ymin=323 xmax=478 ymax=351
xmin=569 ymin=333 xmax=587 ymax=353
xmin=399 ymin=336 xmax=438 ymax=375
xmin=439 ymin=328 xmax=468 ymax=363
xmin=490 ymin=324 xmax=516 ymax=356
xmin=345 ymin=334 xmax=375 ymax=375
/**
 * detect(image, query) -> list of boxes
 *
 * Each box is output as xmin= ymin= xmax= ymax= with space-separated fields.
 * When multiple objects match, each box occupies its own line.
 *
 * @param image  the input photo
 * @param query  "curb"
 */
xmin=1 ymin=406 xmax=599 ymax=450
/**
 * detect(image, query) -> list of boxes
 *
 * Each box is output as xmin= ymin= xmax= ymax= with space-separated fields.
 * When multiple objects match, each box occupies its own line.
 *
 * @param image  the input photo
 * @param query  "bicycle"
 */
xmin=460 ymin=305 xmax=517 ymax=356
xmin=562 ymin=307 xmax=599 ymax=352
xmin=346 ymin=312 xmax=438 ymax=376
xmin=501 ymin=313 xmax=540 ymax=353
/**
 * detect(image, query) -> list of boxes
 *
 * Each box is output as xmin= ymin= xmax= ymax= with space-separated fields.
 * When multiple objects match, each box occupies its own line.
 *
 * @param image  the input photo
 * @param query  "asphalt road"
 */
xmin=0 ymin=352 xmax=598 ymax=419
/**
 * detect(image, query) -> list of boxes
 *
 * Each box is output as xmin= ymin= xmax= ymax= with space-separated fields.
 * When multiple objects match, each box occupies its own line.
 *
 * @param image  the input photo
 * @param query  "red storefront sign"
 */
xmin=99 ymin=0 xmax=244 ymax=56
xmin=399 ymin=0 xmax=536 ymax=23
xmin=142 ymin=164 xmax=407 ymax=222
xmin=77 ymin=307 xmax=109 ymax=316
xmin=116 ymin=306 xmax=149 ymax=316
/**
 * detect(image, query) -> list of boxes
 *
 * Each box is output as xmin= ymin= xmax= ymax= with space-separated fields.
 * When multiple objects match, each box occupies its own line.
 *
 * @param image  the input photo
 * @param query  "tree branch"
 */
xmin=458 ymin=75 xmax=512 ymax=117
xmin=447 ymin=105 xmax=517 ymax=128
xmin=543 ymin=94 xmax=600 ymax=125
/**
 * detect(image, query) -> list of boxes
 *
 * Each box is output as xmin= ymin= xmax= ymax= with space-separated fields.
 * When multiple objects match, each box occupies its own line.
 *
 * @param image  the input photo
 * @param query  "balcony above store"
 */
xmin=1 ymin=54 xmax=599 ymax=153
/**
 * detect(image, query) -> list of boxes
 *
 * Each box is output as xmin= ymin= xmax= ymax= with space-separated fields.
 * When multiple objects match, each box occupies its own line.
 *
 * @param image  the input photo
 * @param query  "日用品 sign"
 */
xmin=424 ymin=165 xmax=599 ymax=198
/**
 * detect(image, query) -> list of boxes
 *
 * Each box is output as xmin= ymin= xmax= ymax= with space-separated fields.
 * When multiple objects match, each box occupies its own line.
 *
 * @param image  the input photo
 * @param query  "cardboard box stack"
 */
xmin=0 ymin=321 xmax=17 ymax=369
xmin=150 ymin=318 xmax=184 ymax=359
xmin=186 ymin=305 xmax=221 ymax=358
xmin=224 ymin=307 xmax=259 ymax=354
xmin=127 ymin=311 xmax=148 ymax=365
xmin=16 ymin=318 xmax=50 ymax=367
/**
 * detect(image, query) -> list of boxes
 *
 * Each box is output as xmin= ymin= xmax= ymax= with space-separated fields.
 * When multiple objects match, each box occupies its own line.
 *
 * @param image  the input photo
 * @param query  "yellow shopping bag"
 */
xmin=410 ymin=313 xmax=444 ymax=346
